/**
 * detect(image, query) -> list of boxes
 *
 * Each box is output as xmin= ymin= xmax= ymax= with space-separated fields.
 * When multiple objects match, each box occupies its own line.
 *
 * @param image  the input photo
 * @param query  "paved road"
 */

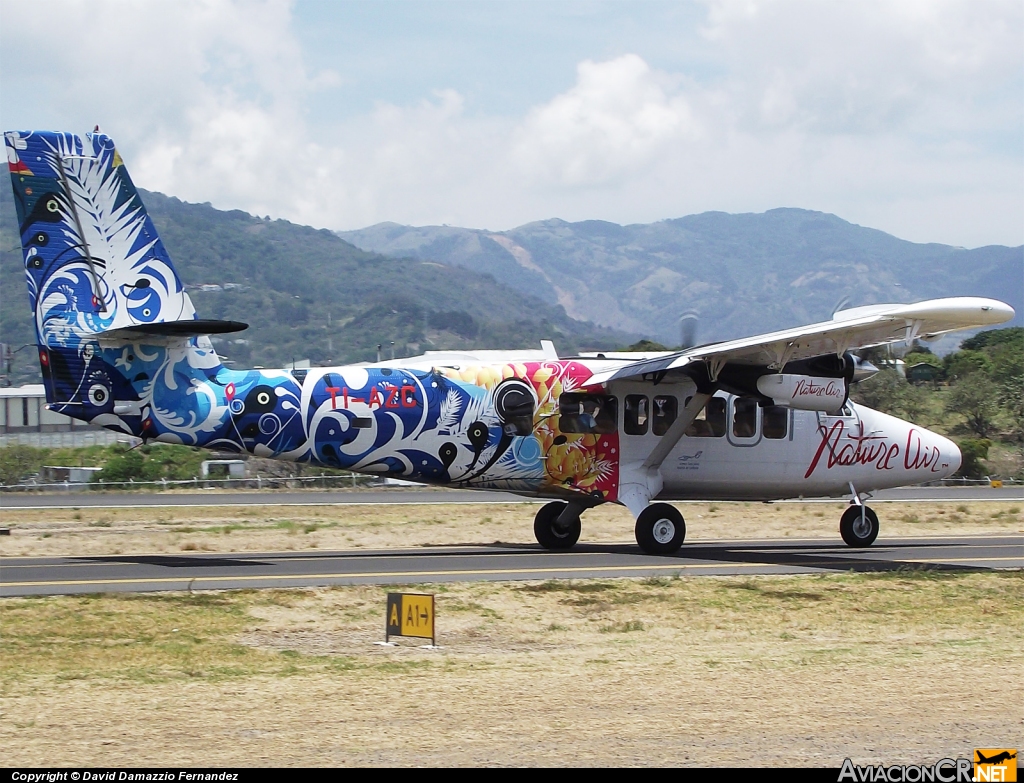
xmin=1 ymin=485 xmax=1020 ymax=509
xmin=3 ymin=535 xmax=1020 ymax=597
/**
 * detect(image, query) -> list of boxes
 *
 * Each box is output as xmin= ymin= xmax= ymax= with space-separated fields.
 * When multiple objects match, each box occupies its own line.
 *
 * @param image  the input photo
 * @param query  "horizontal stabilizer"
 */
xmin=97 ymin=319 xmax=249 ymax=340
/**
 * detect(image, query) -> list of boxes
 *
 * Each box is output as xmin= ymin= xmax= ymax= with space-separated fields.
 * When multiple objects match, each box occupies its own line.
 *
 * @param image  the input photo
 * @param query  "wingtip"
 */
xmin=834 ymin=297 xmax=1015 ymax=326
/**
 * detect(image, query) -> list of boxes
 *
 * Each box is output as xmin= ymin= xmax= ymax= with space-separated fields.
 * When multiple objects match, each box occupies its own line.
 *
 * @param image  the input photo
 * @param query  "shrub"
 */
xmin=0 ymin=445 xmax=48 ymax=485
xmin=92 ymin=444 xmax=205 ymax=485
xmin=955 ymin=438 xmax=992 ymax=479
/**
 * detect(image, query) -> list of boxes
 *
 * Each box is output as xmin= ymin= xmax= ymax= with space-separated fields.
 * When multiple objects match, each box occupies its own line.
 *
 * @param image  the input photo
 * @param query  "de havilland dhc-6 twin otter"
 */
xmin=6 ymin=130 xmax=1015 ymax=553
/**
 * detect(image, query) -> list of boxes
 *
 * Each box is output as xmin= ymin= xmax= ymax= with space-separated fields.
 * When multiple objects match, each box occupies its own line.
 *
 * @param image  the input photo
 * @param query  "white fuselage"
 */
xmin=609 ymin=378 xmax=960 ymax=501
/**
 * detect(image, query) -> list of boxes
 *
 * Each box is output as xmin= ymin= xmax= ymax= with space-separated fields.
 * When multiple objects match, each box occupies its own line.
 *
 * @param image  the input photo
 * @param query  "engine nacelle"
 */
xmin=755 ymin=373 xmax=848 ymax=411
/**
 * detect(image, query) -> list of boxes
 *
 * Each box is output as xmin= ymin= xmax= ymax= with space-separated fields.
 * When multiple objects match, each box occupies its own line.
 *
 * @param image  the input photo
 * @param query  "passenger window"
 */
xmin=624 ymin=394 xmax=649 ymax=435
xmin=763 ymin=405 xmax=788 ymax=439
xmin=732 ymin=398 xmax=759 ymax=439
xmin=652 ymin=395 xmax=677 ymax=436
xmin=558 ymin=393 xmax=618 ymax=434
xmin=684 ymin=396 xmax=726 ymax=437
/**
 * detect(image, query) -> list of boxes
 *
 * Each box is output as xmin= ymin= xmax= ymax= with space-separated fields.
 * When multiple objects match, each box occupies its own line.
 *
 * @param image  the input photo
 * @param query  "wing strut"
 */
xmin=619 ymin=391 xmax=714 ymax=519
xmin=642 ymin=392 xmax=712 ymax=471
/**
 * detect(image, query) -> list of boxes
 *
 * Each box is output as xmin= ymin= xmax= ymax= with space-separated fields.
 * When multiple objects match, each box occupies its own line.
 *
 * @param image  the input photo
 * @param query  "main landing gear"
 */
xmin=634 ymin=503 xmax=686 ymax=555
xmin=533 ymin=500 xmax=688 ymax=555
xmin=840 ymin=504 xmax=879 ymax=547
xmin=533 ymin=501 xmax=582 ymax=550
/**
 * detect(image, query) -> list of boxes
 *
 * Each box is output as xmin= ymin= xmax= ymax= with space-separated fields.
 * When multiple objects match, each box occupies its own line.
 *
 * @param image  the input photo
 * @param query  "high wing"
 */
xmin=584 ymin=297 xmax=1015 ymax=388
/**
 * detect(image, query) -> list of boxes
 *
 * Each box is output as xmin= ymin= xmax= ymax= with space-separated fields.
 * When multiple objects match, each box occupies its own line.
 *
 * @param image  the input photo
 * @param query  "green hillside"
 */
xmin=0 ymin=189 xmax=630 ymax=385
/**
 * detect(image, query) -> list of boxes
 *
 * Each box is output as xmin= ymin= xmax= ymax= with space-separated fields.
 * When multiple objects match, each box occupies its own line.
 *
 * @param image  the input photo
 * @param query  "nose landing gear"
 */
xmin=841 ymin=482 xmax=879 ymax=547
xmin=840 ymin=504 xmax=879 ymax=547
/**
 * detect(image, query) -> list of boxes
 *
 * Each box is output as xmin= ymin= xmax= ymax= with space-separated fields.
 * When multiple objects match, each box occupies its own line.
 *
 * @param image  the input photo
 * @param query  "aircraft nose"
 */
xmin=900 ymin=424 xmax=963 ymax=480
xmin=939 ymin=434 xmax=961 ymax=478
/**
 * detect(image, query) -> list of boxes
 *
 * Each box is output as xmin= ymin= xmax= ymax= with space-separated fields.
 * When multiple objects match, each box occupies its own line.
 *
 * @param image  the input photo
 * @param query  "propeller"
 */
xmin=850 ymin=354 xmax=879 ymax=383
xmin=831 ymin=296 xmax=851 ymax=318
xmin=679 ymin=311 xmax=699 ymax=350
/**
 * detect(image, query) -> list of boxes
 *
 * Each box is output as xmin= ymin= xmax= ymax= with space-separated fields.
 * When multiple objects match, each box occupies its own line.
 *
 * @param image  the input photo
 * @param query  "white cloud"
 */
xmin=700 ymin=0 xmax=1022 ymax=136
xmin=512 ymin=54 xmax=698 ymax=187
xmin=0 ymin=0 xmax=1020 ymax=247
xmin=0 ymin=0 xmax=337 ymax=217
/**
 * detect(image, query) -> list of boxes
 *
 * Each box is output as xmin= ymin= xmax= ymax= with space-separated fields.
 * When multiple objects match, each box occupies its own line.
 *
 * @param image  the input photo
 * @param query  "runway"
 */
xmin=2 ymin=535 xmax=1020 ymax=597
xmin=1 ymin=484 xmax=1020 ymax=509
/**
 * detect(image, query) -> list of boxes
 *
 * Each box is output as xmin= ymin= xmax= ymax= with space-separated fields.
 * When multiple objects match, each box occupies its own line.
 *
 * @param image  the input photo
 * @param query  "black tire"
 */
xmin=534 ymin=501 xmax=581 ymax=550
xmin=840 ymin=505 xmax=879 ymax=547
xmin=635 ymin=503 xmax=686 ymax=555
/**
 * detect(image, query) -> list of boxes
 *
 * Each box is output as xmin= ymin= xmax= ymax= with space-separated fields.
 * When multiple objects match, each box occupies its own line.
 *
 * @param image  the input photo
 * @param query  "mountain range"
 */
xmin=2 ymin=185 xmax=1020 ymax=388
xmin=339 ymin=210 xmax=1023 ymax=347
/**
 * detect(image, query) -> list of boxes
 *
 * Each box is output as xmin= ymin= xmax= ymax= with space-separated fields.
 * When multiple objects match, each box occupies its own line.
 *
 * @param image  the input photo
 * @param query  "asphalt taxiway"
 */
xmin=2 ymin=535 xmax=1020 ymax=597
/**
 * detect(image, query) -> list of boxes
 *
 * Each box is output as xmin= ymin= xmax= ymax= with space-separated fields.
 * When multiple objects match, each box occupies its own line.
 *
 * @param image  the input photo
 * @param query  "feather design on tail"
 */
xmin=33 ymin=133 xmax=195 ymax=343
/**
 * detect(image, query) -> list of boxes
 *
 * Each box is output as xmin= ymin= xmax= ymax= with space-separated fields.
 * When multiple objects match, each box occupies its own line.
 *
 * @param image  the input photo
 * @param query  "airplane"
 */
xmin=5 ymin=129 xmax=1016 ymax=554
xmin=975 ymin=751 xmax=1017 ymax=766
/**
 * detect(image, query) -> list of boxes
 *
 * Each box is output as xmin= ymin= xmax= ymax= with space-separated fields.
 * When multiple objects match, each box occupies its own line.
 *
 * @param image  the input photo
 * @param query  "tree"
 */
xmin=92 ymin=444 xmax=205 ymax=485
xmin=955 ymin=438 xmax=992 ymax=479
xmin=995 ymin=355 xmax=1024 ymax=444
xmin=850 ymin=369 xmax=927 ymax=421
xmin=619 ymin=339 xmax=670 ymax=352
xmin=960 ymin=327 xmax=1024 ymax=351
xmin=903 ymin=351 xmax=943 ymax=368
xmin=944 ymin=372 xmax=999 ymax=437
xmin=944 ymin=349 xmax=991 ymax=381
xmin=0 ymin=445 xmax=47 ymax=485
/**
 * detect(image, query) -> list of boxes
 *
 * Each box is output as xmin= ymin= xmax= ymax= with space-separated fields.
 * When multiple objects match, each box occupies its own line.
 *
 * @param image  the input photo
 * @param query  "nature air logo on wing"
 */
xmin=974 ymin=749 xmax=1017 ymax=782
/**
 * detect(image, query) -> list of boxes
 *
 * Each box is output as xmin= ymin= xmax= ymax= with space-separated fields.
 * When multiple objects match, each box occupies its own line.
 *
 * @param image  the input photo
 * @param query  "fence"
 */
xmin=919 ymin=477 xmax=1021 ymax=487
xmin=0 ymin=475 xmax=1018 ymax=493
xmin=0 ymin=431 xmax=135 ymax=448
xmin=0 ymin=473 xmax=379 ymax=493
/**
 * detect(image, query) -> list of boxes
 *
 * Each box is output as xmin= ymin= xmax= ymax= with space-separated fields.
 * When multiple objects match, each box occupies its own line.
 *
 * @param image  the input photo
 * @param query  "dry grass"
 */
xmin=2 ymin=497 xmax=1021 ymax=765
xmin=2 ymin=571 xmax=1022 ymax=766
xmin=1 ymin=499 xmax=1021 ymax=557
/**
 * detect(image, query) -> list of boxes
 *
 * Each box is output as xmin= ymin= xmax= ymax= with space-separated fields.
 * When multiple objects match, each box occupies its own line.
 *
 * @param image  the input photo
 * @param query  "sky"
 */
xmin=1 ymin=0 xmax=1021 ymax=247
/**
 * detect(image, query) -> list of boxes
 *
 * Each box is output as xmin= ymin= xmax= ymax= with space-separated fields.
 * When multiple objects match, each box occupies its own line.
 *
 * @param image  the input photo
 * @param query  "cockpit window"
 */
xmin=558 ymin=393 xmax=617 ymax=434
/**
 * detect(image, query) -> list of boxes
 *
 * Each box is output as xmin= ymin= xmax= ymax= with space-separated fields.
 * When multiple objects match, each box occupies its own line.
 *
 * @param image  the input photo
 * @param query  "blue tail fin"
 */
xmin=6 ymin=130 xmax=199 ymax=413
xmin=6 ymin=130 xmax=196 ymax=337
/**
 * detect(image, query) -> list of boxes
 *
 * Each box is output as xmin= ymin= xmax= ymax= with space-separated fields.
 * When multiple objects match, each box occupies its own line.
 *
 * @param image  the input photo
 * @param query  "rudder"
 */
xmin=5 ymin=129 xmax=197 ymax=410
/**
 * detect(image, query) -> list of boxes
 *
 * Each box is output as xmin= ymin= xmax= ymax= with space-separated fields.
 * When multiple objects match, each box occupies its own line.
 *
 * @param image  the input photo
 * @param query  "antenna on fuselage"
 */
xmin=376 ymin=344 xmax=382 ymax=363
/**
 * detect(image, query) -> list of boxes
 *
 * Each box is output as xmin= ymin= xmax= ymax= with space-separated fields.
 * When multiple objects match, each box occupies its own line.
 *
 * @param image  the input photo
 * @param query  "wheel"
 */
xmin=635 ymin=503 xmax=686 ymax=555
xmin=840 ymin=505 xmax=879 ymax=547
xmin=534 ymin=501 xmax=581 ymax=550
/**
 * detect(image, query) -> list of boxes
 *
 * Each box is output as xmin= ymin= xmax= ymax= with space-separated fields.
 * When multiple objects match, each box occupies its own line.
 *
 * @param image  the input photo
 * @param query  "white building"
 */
xmin=0 ymin=385 xmax=131 ymax=447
